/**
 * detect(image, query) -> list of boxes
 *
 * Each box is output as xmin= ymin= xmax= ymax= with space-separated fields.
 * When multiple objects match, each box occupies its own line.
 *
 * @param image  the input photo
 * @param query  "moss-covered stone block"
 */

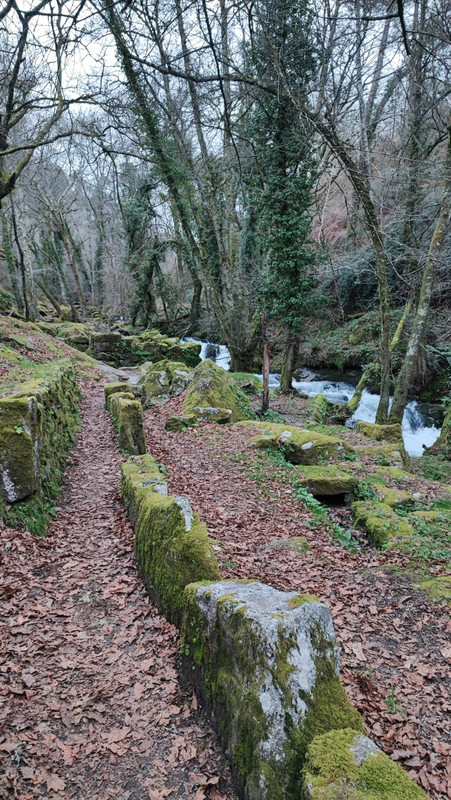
xmin=121 ymin=454 xmax=167 ymax=525
xmin=134 ymin=494 xmax=220 ymax=626
xmin=262 ymin=536 xmax=311 ymax=554
xmin=140 ymin=359 xmax=192 ymax=405
xmin=165 ymin=414 xmax=197 ymax=432
xmin=0 ymin=361 xmax=80 ymax=528
xmin=356 ymin=421 xmax=403 ymax=443
xmin=297 ymin=465 xmax=358 ymax=496
xmin=352 ymin=501 xmax=414 ymax=548
xmin=303 ymin=728 xmax=427 ymax=800
xmin=181 ymin=581 xmax=363 ymax=800
xmin=243 ymin=422 xmax=355 ymax=465
xmin=184 ymin=359 xmax=255 ymax=424
xmin=372 ymin=479 xmax=413 ymax=509
xmin=104 ymin=382 xmax=130 ymax=403
xmin=109 ymin=395 xmax=146 ymax=455
xmin=355 ymin=443 xmax=410 ymax=470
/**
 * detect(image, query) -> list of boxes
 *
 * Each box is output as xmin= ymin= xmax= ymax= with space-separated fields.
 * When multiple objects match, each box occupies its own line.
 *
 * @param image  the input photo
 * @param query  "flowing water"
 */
xmin=183 ymin=339 xmax=441 ymax=457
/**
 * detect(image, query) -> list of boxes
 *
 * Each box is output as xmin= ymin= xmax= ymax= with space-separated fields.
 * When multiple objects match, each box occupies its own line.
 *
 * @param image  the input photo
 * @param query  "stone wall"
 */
xmin=121 ymin=454 xmax=427 ymax=800
xmin=105 ymin=387 xmax=146 ymax=455
xmin=0 ymin=360 xmax=80 ymax=526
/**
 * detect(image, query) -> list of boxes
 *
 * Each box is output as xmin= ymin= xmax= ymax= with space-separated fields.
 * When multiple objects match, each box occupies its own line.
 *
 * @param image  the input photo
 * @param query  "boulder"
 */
xmin=309 ymin=395 xmax=348 ymax=425
xmin=165 ymin=414 xmax=197 ymax=432
xmin=303 ymin=727 xmax=427 ymax=800
xmin=352 ymin=501 xmax=414 ymax=547
xmin=356 ymin=421 xmax=403 ymax=443
xmin=354 ymin=443 xmax=410 ymax=470
xmin=139 ymin=359 xmax=192 ymax=405
xmin=183 ymin=359 xmax=254 ymax=424
xmin=297 ymin=465 xmax=358 ymax=496
xmin=243 ymin=422 xmax=355 ymax=465
xmin=181 ymin=581 xmax=363 ymax=800
xmin=260 ymin=536 xmax=311 ymax=554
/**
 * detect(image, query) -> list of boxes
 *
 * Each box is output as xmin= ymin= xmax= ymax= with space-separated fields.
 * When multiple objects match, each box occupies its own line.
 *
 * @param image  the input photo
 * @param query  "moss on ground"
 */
xmin=352 ymin=501 xmax=414 ymax=548
xmin=417 ymin=575 xmax=451 ymax=605
xmin=303 ymin=728 xmax=427 ymax=800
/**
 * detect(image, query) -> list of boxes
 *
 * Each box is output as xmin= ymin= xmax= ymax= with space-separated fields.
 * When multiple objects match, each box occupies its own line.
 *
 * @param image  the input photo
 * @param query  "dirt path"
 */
xmin=144 ymin=403 xmax=451 ymax=800
xmin=0 ymin=383 xmax=237 ymax=800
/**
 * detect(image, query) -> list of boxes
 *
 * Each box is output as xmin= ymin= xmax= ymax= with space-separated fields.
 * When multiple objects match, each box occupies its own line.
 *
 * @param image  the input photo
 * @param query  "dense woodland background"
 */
xmin=0 ymin=0 xmax=450 ymax=423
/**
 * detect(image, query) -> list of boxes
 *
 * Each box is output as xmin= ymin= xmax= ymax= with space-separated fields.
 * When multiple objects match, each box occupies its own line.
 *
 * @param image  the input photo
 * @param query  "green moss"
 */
xmin=426 ymin=403 xmax=451 ymax=459
xmin=356 ymin=421 xmax=403 ymax=443
xmin=140 ymin=359 xmax=192 ymax=405
xmin=297 ymin=465 xmax=358 ymax=495
xmin=374 ymin=466 xmax=413 ymax=480
xmin=127 ymin=475 xmax=220 ymax=626
xmin=184 ymin=359 xmax=255 ymax=423
xmin=303 ymin=728 xmax=427 ymax=800
xmin=307 ymin=394 xmax=349 ymax=425
xmin=104 ymin=382 xmax=130 ymax=403
xmin=287 ymin=594 xmax=319 ymax=609
xmin=417 ymin=575 xmax=451 ymax=605
xmin=371 ymin=479 xmax=413 ymax=509
xmin=242 ymin=421 xmax=355 ymax=465
xmin=0 ymin=360 xmax=80 ymax=534
xmin=355 ymin=443 xmax=410 ymax=470
xmin=352 ymin=501 xmax=414 ymax=548
xmin=109 ymin=395 xmax=146 ymax=454
xmin=264 ymin=537 xmax=311 ymax=554
xmin=165 ymin=414 xmax=198 ymax=432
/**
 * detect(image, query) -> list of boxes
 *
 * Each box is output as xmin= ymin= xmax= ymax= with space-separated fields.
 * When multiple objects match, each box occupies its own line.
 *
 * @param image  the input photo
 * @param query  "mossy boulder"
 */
xmin=122 ymin=454 xmax=220 ymax=625
xmin=372 ymin=480 xmax=413 ymax=509
xmin=374 ymin=466 xmax=413 ymax=480
xmin=303 ymin=727 xmax=427 ymax=800
xmin=139 ymin=359 xmax=192 ymax=405
xmin=297 ymin=465 xmax=358 ymax=496
xmin=183 ymin=359 xmax=254 ymax=424
xmin=355 ymin=443 xmax=410 ymax=470
xmin=165 ymin=414 xmax=197 ymax=432
xmin=243 ymin=422 xmax=355 ymax=465
xmin=109 ymin=394 xmax=146 ymax=455
xmin=308 ymin=395 xmax=349 ymax=425
xmin=417 ymin=575 xmax=451 ymax=605
xmin=181 ymin=581 xmax=363 ymax=800
xmin=352 ymin=501 xmax=414 ymax=548
xmin=356 ymin=421 xmax=403 ymax=443
xmin=0 ymin=360 xmax=80 ymax=530
xmin=232 ymin=372 xmax=263 ymax=396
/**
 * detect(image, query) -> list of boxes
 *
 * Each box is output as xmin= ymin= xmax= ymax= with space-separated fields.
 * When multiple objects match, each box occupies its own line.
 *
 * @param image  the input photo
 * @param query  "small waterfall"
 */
xmin=185 ymin=338 xmax=441 ymax=456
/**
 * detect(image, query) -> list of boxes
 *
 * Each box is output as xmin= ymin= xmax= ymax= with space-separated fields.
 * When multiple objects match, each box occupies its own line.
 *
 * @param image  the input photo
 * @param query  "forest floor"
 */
xmin=144 ymin=395 xmax=451 ymax=800
xmin=0 ymin=381 xmax=238 ymax=800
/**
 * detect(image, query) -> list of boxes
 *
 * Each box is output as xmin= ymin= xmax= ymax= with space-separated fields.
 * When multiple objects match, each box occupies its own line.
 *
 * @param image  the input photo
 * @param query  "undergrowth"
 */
xmin=232 ymin=447 xmax=359 ymax=553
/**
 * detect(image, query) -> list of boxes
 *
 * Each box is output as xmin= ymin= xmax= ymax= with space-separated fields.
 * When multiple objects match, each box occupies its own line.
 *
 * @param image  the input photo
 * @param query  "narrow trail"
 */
xmin=0 ymin=382 xmax=237 ymax=800
xmin=145 ymin=404 xmax=451 ymax=800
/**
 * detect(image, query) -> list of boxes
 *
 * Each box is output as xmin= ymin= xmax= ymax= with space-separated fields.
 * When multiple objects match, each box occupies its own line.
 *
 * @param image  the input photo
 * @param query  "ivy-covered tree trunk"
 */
xmin=389 ymin=122 xmax=451 ymax=424
xmin=280 ymin=332 xmax=299 ymax=394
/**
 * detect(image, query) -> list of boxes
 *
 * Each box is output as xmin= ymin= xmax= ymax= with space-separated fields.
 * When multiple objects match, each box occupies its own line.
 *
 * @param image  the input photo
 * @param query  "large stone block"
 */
xmin=181 ymin=581 xmax=363 ymax=800
xmin=356 ymin=421 xmax=403 ymax=443
xmin=0 ymin=361 xmax=79 ymax=506
xmin=243 ymin=422 xmax=355 ymax=465
xmin=109 ymin=394 xmax=146 ymax=455
xmin=139 ymin=359 xmax=192 ymax=405
xmin=122 ymin=454 xmax=220 ymax=626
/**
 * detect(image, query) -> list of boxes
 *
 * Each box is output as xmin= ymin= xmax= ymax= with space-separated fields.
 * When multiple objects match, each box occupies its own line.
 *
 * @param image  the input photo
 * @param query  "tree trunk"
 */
xmin=389 ymin=122 xmax=451 ymax=424
xmin=35 ymin=277 xmax=62 ymax=317
xmin=280 ymin=331 xmax=299 ymax=394
xmin=1 ymin=210 xmax=23 ymax=311
xmin=261 ymin=311 xmax=270 ymax=413
xmin=190 ymin=276 xmax=202 ymax=327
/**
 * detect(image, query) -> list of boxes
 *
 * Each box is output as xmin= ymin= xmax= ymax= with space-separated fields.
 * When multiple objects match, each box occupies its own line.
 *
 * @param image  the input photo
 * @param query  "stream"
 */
xmin=184 ymin=339 xmax=442 ymax=457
